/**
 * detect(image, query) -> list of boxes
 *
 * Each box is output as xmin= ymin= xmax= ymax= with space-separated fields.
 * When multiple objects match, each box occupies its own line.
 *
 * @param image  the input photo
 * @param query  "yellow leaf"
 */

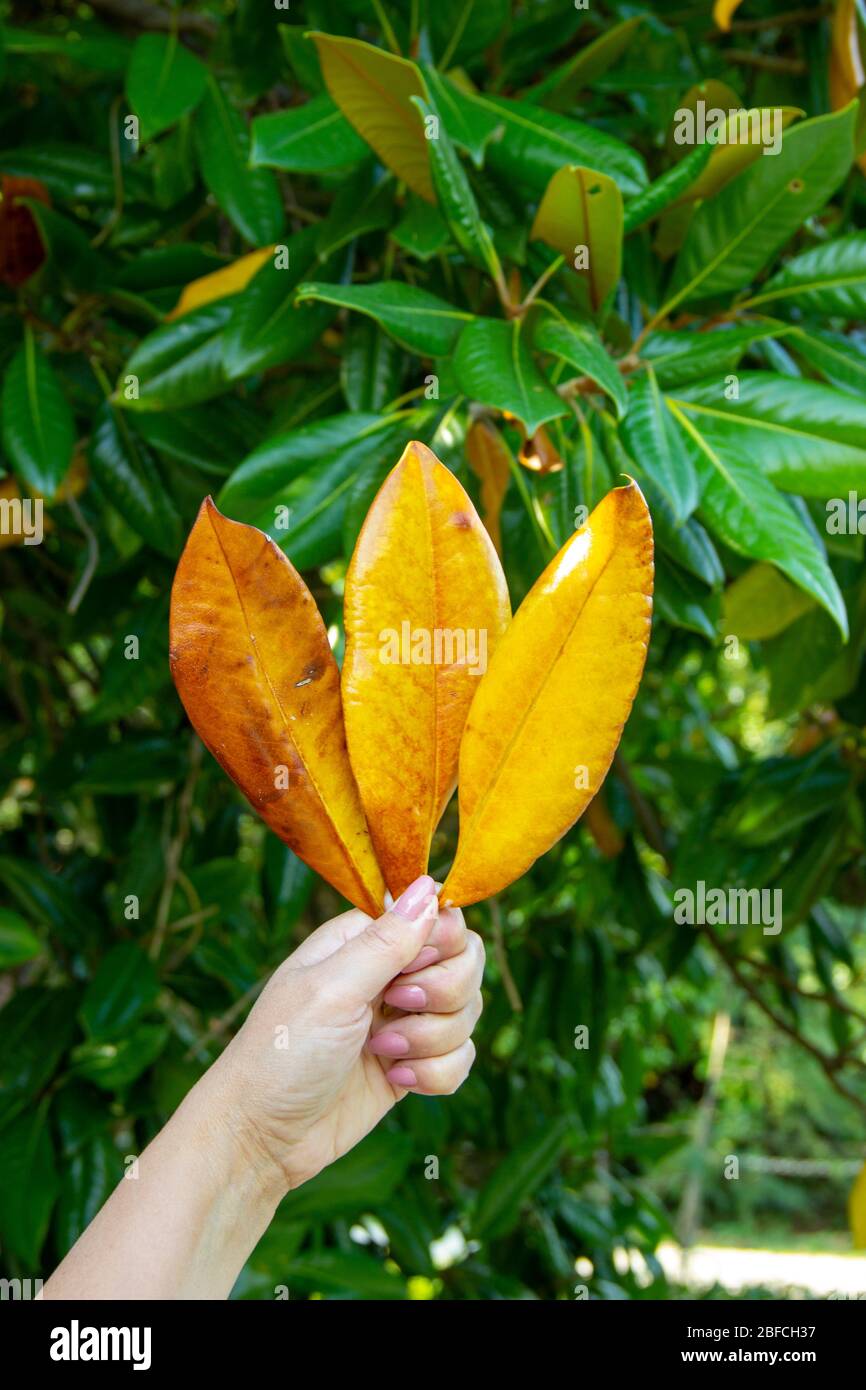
xmin=309 ymin=32 xmax=434 ymax=203
xmin=830 ymin=0 xmax=866 ymax=173
xmin=723 ymin=563 xmax=815 ymax=640
xmin=713 ymin=0 xmax=744 ymax=33
xmin=849 ymin=1158 xmax=866 ymax=1248
xmin=342 ymin=441 xmax=510 ymax=896
xmin=687 ymin=107 xmax=803 ymax=202
xmin=666 ymin=81 xmax=742 ymax=159
xmin=466 ymin=420 xmax=511 ymax=556
xmin=442 ymin=481 xmax=653 ymax=907
xmin=583 ymin=791 xmax=625 ymax=858
xmin=166 ymin=245 xmax=275 ymax=321
xmin=530 ymin=165 xmax=623 ymax=313
xmin=170 ymin=498 xmax=386 ymax=915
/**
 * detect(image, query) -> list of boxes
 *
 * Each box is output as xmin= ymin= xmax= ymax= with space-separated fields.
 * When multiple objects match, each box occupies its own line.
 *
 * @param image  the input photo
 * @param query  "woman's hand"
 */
xmin=208 ymin=873 xmax=484 ymax=1197
xmin=42 ymin=874 xmax=483 ymax=1300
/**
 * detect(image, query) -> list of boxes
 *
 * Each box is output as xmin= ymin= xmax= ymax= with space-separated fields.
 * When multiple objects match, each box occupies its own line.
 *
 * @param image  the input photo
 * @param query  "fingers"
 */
xmin=369 ymin=993 xmax=482 ymax=1060
xmin=397 ymin=905 xmax=467 ymax=975
xmin=382 ymin=929 xmax=484 ymax=1013
xmin=322 ymin=875 xmax=439 ymax=1005
xmin=384 ymin=1040 xmax=476 ymax=1096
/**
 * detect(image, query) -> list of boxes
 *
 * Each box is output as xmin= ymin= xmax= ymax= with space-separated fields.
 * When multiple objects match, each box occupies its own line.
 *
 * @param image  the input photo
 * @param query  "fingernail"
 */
xmin=383 ymin=984 xmax=427 ymax=1010
xmin=392 ymin=874 xmax=436 ymax=921
xmin=368 ymin=1031 xmax=410 ymax=1057
xmin=401 ymin=946 xmax=439 ymax=974
xmin=386 ymin=1065 xmax=417 ymax=1087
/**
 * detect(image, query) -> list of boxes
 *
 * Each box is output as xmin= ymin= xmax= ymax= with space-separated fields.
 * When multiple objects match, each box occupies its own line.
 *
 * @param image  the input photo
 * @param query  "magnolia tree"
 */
xmin=1 ymin=1 xmax=865 ymax=1300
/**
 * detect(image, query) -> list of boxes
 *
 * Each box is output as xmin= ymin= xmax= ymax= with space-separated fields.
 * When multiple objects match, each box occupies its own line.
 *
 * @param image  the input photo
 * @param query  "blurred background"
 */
xmin=1 ymin=0 xmax=866 ymax=1300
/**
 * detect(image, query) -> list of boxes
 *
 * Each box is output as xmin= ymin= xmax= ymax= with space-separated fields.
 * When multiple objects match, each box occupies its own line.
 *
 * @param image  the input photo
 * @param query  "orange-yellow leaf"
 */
xmin=170 ymin=498 xmax=385 ymax=914
xmin=850 ymin=1158 xmax=866 ymax=1248
xmin=713 ymin=0 xmax=744 ymax=33
xmin=583 ymin=791 xmax=625 ymax=858
xmin=309 ymin=32 xmax=434 ymax=203
xmin=518 ymin=424 xmax=563 ymax=475
xmin=830 ymin=0 xmax=866 ymax=173
xmin=442 ymin=481 xmax=653 ymax=907
xmin=342 ymin=441 xmax=511 ymax=897
xmin=166 ymin=246 xmax=275 ymax=321
xmin=466 ymin=420 xmax=511 ymax=556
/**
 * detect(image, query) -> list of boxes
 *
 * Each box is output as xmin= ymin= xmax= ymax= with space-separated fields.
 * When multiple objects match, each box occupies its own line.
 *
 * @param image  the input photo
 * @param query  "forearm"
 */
xmin=42 ymin=1069 xmax=284 ymax=1301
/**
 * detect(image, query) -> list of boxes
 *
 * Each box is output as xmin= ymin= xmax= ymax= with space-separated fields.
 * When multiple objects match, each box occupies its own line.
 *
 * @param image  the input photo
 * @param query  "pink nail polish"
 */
xmin=383 ymin=984 xmax=427 ymax=1010
xmin=392 ymin=874 xmax=436 ymax=921
xmin=386 ymin=1065 xmax=417 ymax=1087
xmin=368 ymin=1031 xmax=410 ymax=1057
xmin=401 ymin=946 xmax=439 ymax=974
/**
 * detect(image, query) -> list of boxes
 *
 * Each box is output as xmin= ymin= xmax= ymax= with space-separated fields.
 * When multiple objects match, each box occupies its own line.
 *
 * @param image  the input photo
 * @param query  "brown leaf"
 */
xmin=170 ymin=498 xmax=385 ymax=914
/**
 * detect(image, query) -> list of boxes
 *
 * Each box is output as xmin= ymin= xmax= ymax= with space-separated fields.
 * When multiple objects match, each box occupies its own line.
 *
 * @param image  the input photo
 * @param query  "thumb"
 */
xmin=327 ymin=875 xmax=439 ymax=1005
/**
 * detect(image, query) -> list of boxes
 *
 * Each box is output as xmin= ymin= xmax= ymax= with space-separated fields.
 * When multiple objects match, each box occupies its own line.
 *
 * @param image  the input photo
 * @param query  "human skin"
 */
xmin=42 ymin=874 xmax=483 ymax=1300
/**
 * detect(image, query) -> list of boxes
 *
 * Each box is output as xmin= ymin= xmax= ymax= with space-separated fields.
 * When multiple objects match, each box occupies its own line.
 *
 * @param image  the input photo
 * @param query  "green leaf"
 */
xmin=534 ymin=315 xmax=627 ymax=419
xmin=21 ymin=199 xmax=106 ymax=289
xmin=620 ymin=369 xmax=697 ymax=522
xmin=250 ymin=91 xmax=369 ymax=171
xmin=0 ymin=1109 xmax=58 ymax=1266
xmin=283 ymin=1249 xmax=406 ymax=1299
xmin=391 ymin=193 xmax=449 ymax=260
xmin=642 ymin=322 xmax=791 ymax=388
xmin=194 ymin=77 xmax=284 ymax=244
xmin=81 ymin=943 xmax=160 ymax=1042
xmin=751 ymin=231 xmax=866 ymax=315
xmin=670 ymin=105 xmax=857 ymax=304
xmin=421 ymin=67 xmax=501 ymax=166
xmin=790 ymin=326 xmax=866 ymax=397
xmin=71 ymin=1023 xmax=169 ymax=1091
xmin=341 ymin=318 xmax=404 ymax=412
xmin=622 ymin=143 xmax=713 ymax=233
xmin=89 ymin=402 xmax=183 ymax=555
xmin=132 ymin=400 xmax=261 ymax=478
xmin=2 ymin=332 xmax=74 ymax=495
xmin=223 ymin=228 xmax=338 ymax=379
xmin=244 ymin=417 xmax=417 ymax=569
xmin=72 ymin=736 xmax=182 ymax=794
xmin=455 ymin=317 xmax=567 ymax=434
xmin=0 ymin=987 xmax=80 ymax=1128
xmin=473 ymin=1117 xmax=570 ymax=1238
xmin=524 ymin=17 xmax=643 ymax=110
xmin=86 ymin=594 xmax=170 ymax=723
xmin=667 ymin=398 xmax=848 ymax=635
xmin=669 ymin=373 xmax=866 ymax=497
xmin=655 ymin=560 xmax=719 ymax=640
xmin=445 ymin=88 xmax=647 ymax=198
xmin=0 ymin=908 xmax=43 ymax=967
xmin=313 ymin=167 xmax=394 ymax=262
xmin=219 ymin=411 xmax=386 ymax=513
xmin=430 ymin=0 xmax=510 ymax=67
xmin=126 ymin=33 xmax=207 ymax=141
xmin=279 ymin=1130 xmax=412 ymax=1221
xmin=414 ymin=95 xmax=502 ymax=282
xmin=55 ymin=1133 xmax=121 ymax=1257
xmin=5 ymin=25 xmax=130 ymax=73
xmin=294 ymin=280 xmax=472 ymax=356
xmin=119 ymin=303 xmax=229 ymax=411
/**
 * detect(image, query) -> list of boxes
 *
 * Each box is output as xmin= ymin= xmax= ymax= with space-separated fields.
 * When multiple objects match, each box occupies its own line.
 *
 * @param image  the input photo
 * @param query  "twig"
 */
xmin=183 ymin=977 xmax=268 ymax=1061
xmin=149 ymin=738 xmax=203 ymax=961
xmin=65 ymin=492 xmax=99 ymax=615
xmin=708 ymin=5 xmax=831 ymax=34
xmin=489 ymin=898 xmax=523 ymax=1012
xmin=613 ymin=752 xmax=670 ymax=865
xmin=85 ymin=0 xmax=217 ymax=35
xmin=723 ymin=50 xmax=807 ymax=74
